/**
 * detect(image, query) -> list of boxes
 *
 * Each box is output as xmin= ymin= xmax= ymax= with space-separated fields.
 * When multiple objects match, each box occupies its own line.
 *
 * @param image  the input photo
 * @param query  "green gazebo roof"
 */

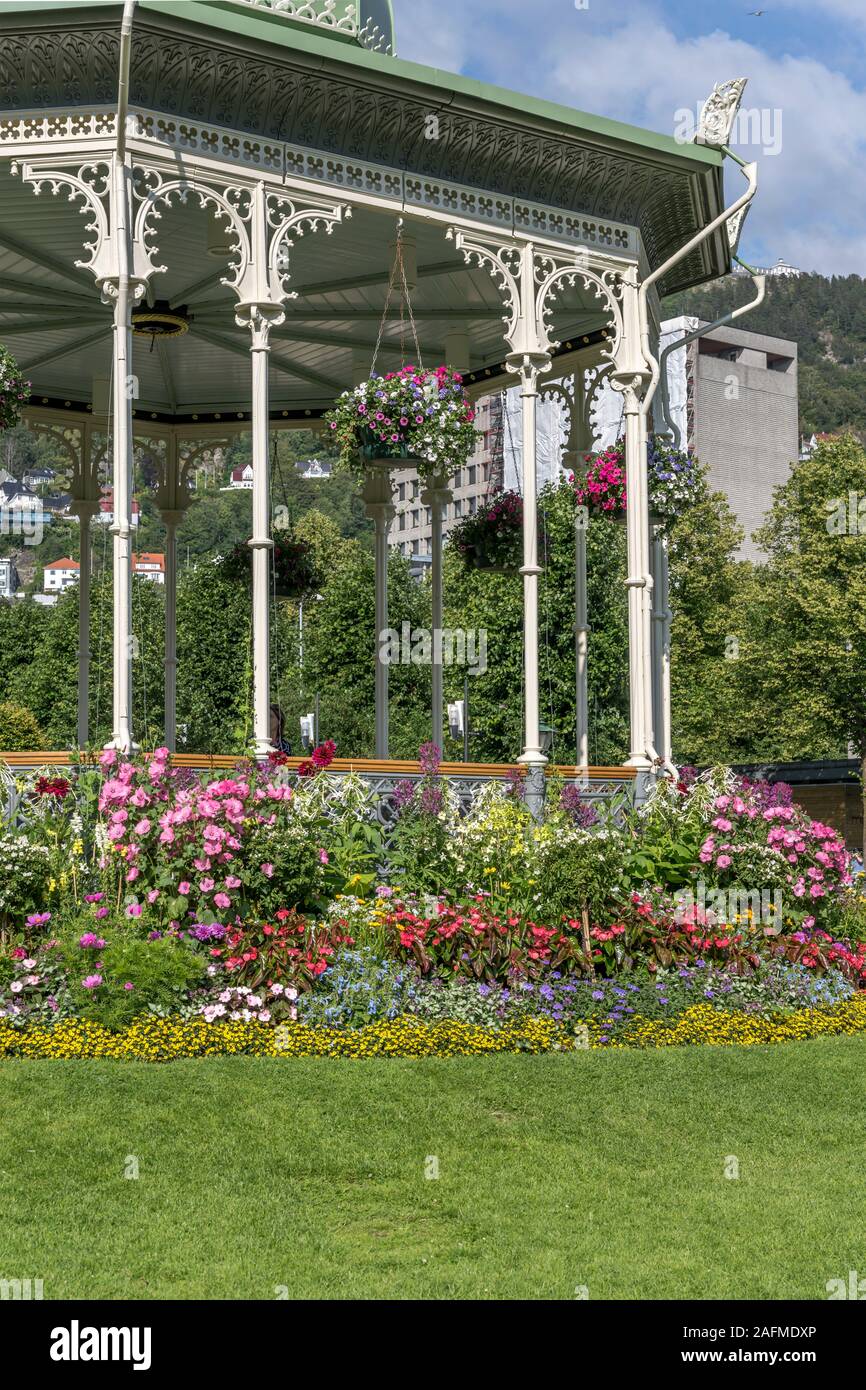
xmin=0 ymin=0 xmax=729 ymax=296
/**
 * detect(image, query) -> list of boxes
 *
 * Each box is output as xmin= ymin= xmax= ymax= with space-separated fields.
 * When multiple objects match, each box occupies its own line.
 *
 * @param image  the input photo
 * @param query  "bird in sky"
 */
xmin=748 ymin=8 xmax=767 ymax=14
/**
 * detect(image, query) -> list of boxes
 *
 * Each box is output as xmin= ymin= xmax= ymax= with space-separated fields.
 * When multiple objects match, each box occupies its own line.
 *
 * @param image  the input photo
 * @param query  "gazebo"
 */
xmin=0 ymin=0 xmax=755 ymax=808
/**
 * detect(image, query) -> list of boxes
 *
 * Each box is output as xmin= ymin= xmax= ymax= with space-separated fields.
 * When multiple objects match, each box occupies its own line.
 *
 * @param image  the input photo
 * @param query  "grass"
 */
xmin=2 ymin=1037 xmax=865 ymax=1300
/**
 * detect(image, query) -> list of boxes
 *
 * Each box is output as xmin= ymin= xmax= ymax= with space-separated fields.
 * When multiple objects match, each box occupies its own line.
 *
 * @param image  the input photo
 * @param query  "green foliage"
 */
xmin=443 ymin=480 xmax=629 ymax=765
xmin=65 ymin=934 xmax=207 ymax=1031
xmin=0 ymin=701 xmax=45 ymax=751
xmin=176 ymin=560 xmax=251 ymax=754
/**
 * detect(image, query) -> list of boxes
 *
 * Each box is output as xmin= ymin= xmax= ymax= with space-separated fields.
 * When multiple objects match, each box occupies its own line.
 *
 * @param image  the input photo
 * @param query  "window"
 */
xmin=767 ymin=353 xmax=794 ymax=373
xmin=467 ymin=464 xmax=477 ymax=486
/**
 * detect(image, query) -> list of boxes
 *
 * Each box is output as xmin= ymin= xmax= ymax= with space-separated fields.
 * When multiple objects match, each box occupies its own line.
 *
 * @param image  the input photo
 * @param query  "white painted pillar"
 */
xmin=614 ymin=275 xmax=654 ymax=777
xmin=421 ymin=474 xmax=451 ymax=750
xmin=248 ymin=309 xmax=274 ymax=759
xmin=109 ymin=153 xmax=135 ymax=753
xmin=70 ymin=499 xmax=98 ymax=749
xmin=575 ymin=509 xmax=589 ymax=769
xmin=161 ymin=509 xmax=181 ymax=753
xmin=363 ymin=469 xmax=395 ymax=759
xmin=511 ymin=355 xmax=549 ymax=814
xmin=651 ymin=525 xmax=673 ymax=766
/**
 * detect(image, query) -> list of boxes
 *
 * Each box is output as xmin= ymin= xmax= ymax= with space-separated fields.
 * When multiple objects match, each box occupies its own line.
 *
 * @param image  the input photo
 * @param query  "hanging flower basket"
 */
xmin=219 ymin=535 xmax=319 ymax=601
xmin=450 ymin=490 xmax=525 ymax=572
xmin=324 ymin=365 xmax=480 ymax=485
xmin=573 ymin=435 xmax=699 ymax=527
xmin=0 ymin=344 xmax=31 ymax=432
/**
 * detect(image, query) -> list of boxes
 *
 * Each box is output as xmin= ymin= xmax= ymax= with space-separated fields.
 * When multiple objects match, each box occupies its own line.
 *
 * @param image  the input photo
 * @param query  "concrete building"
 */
xmin=590 ymin=317 xmax=799 ymax=561
xmin=659 ymin=318 xmax=798 ymax=560
xmin=390 ymin=395 xmax=503 ymax=560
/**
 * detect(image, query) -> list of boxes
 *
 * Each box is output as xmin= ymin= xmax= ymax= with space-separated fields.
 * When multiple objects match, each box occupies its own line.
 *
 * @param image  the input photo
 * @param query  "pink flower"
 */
xmin=134 ymin=818 xmax=151 ymax=836
xmin=199 ymin=877 xmax=215 ymax=893
xmin=225 ymin=875 xmax=241 ymax=889
xmin=261 ymin=863 xmax=274 ymax=879
xmin=319 ymin=849 xmax=329 ymax=865
xmin=214 ymin=893 xmax=231 ymax=909
xmin=178 ymin=882 xmax=191 ymax=896
xmin=716 ymin=854 xmax=732 ymax=869
xmin=126 ymin=903 xmax=142 ymax=918
xmin=147 ymin=890 xmax=160 ymax=905
xmin=81 ymin=975 xmax=102 ymax=989
xmin=123 ymin=982 xmax=135 ymax=991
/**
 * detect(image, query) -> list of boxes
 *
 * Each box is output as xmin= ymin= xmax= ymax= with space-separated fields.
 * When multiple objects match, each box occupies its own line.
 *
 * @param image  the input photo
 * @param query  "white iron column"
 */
xmin=109 ymin=153 xmax=136 ymax=752
xmin=70 ymin=499 xmax=98 ymax=749
xmin=421 ymin=474 xmax=452 ymax=749
xmin=156 ymin=436 xmax=193 ymax=753
xmin=510 ymin=354 xmax=550 ymax=815
xmin=651 ymin=524 xmax=672 ymax=766
xmin=161 ymin=505 xmax=182 ymax=753
xmin=364 ymin=469 xmax=395 ymax=759
xmin=247 ymin=309 xmax=275 ymax=759
xmin=575 ymin=503 xmax=589 ymax=770
xmin=613 ymin=271 xmax=654 ymax=779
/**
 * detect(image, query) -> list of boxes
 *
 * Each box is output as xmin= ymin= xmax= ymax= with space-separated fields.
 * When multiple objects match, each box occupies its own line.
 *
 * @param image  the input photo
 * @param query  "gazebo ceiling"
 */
xmin=0 ymin=165 xmax=613 ymax=419
xmin=0 ymin=0 xmax=729 ymax=298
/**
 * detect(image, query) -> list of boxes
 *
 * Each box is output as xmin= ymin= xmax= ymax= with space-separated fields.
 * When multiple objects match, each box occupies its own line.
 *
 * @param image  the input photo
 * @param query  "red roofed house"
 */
xmin=132 ymin=553 xmax=165 ymax=585
xmin=44 ymin=558 xmax=80 ymax=593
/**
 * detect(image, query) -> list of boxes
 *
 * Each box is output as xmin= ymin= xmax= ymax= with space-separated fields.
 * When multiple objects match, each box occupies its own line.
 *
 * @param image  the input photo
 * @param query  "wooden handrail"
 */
xmin=0 ymin=751 xmax=637 ymax=780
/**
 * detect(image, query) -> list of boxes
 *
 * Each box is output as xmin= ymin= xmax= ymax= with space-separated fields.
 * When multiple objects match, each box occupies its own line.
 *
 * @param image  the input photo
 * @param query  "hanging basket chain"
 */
xmin=369 ymin=220 xmax=425 ymax=378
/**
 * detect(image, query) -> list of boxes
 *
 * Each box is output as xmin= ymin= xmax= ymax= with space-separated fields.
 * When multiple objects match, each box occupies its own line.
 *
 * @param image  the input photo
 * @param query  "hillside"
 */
xmin=663 ymin=272 xmax=866 ymax=439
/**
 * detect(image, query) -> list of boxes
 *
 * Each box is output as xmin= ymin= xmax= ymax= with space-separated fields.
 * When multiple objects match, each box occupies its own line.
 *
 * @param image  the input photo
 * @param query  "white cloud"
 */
xmin=398 ymin=0 xmax=866 ymax=275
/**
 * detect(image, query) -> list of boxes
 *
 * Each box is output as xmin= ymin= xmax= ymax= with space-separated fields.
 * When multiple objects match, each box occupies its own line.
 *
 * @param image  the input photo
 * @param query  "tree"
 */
xmin=735 ymin=434 xmax=866 ymax=852
xmin=443 ymin=481 xmax=629 ymax=765
xmin=667 ymin=466 xmax=754 ymax=764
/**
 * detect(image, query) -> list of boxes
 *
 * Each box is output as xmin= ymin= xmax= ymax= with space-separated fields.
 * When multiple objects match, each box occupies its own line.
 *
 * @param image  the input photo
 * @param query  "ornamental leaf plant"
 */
xmin=324 ymin=365 xmax=480 ymax=482
xmin=0 ymin=344 xmax=30 ymax=432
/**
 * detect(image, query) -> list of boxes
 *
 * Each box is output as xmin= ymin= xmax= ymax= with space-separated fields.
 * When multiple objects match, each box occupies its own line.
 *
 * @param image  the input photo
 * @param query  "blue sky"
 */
xmin=397 ymin=0 xmax=866 ymax=277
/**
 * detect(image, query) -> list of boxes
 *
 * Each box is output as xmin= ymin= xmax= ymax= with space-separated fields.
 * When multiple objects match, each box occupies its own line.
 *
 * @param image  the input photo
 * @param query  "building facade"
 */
xmin=44 ymin=558 xmax=80 ymax=593
xmin=389 ymin=395 xmax=504 ymax=561
xmin=0 ymin=557 xmax=19 ymax=599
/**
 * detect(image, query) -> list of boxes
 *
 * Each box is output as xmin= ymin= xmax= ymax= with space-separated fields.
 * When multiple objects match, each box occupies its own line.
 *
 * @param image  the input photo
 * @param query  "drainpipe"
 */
xmin=639 ymin=150 xmax=758 ymax=430
xmin=636 ymin=148 xmax=759 ymax=779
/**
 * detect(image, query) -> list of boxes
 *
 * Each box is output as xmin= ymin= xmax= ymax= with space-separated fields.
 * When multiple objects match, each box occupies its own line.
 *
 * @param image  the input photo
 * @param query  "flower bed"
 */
xmin=2 ymin=750 xmax=865 ymax=1057
xmin=3 ymin=995 xmax=866 ymax=1061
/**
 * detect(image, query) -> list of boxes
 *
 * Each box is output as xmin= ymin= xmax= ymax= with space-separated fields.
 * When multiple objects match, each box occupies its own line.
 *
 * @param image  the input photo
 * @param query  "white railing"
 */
xmin=231 ymin=1 xmax=358 ymax=37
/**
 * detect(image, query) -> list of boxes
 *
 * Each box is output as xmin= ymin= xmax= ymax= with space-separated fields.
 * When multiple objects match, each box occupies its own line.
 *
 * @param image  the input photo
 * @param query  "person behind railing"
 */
xmin=269 ymin=703 xmax=292 ymax=755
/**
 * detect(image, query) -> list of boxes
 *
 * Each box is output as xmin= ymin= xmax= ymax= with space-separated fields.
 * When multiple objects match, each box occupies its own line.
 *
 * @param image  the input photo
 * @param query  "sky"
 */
xmin=395 ymin=0 xmax=866 ymax=278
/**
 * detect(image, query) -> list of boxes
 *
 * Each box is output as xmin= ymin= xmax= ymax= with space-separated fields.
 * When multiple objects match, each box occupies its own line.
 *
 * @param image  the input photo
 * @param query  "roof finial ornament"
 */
xmin=694 ymin=78 xmax=748 ymax=148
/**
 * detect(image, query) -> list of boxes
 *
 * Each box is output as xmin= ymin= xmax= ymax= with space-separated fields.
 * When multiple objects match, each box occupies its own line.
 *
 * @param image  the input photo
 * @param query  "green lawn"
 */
xmin=2 ymin=1038 xmax=865 ymax=1300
